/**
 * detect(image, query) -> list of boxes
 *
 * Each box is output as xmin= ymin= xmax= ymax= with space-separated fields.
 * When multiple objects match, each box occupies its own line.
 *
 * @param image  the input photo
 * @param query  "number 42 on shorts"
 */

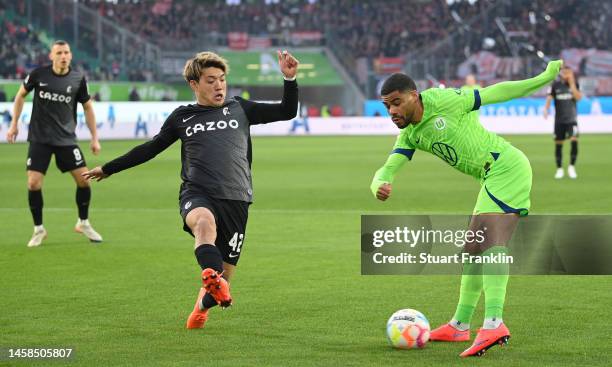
xmin=229 ymin=232 xmax=244 ymax=253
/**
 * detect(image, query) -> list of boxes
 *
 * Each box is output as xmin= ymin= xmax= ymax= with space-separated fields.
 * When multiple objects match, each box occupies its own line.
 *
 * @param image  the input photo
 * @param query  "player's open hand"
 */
xmin=546 ymin=60 xmax=563 ymax=77
xmin=6 ymin=125 xmax=18 ymax=143
xmin=278 ymin=50 xmax=299 ymax=80
xmin=82 ymin=166 xmax=108 ymax=182
xmin=90 ymin=139 xmax=101 ymax=155
xmin=376 ymin=183 xmax=392 ymax=201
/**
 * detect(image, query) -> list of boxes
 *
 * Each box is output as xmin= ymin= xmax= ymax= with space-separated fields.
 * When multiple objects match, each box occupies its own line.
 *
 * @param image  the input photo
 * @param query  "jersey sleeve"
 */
xmin=76 ymin=76 xmax=91 ymax=103
xmin=370 ymin=130 xmax=414 ymax=197
xmin=236 ymin=79 xmax=298 ymax=125
xmin=429 ymin=88 xmax=481 ymax=116
xmin=390 ymin=129 xmax=416 ymax=159
xmin=23 ymin=70 xmax=38 ymax=92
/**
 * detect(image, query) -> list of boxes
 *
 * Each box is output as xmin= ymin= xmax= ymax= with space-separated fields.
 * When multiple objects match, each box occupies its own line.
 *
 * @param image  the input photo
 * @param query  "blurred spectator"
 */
xmin=129 ymin=87 xmax=141 ymax=101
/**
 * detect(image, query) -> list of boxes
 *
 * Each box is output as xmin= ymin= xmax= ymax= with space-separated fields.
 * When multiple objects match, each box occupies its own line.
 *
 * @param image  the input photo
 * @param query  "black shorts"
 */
xmin=179 ymin=189 xmax=250 ymax=266
xmin=27 ymin=142 xmax=87 ymax=174
xmin=554 ymin=122 xmax=579 ymax=141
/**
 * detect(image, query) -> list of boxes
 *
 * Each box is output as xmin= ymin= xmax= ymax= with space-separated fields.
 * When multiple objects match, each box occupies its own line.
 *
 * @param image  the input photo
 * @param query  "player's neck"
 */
xmin=413 ymin=96 xmax=425 ymax=123
xmin=52 ymin=65 xmax=70 ymax=76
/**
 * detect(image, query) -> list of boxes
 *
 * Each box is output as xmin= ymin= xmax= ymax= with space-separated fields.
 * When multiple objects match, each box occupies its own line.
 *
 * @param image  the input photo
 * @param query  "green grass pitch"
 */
xmin=1 ymin=135 xmax=611 ymax=366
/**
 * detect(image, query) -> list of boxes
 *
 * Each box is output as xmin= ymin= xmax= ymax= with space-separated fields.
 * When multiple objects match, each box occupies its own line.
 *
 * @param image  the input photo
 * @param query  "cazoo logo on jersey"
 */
xmin=185 ymin=119 xmax=239 ymax=136
xmin=38 ymin=90 xmax=72 ymax=103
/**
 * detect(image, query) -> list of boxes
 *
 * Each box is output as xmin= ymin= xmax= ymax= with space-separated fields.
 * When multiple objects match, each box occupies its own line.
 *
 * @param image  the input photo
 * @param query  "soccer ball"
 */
xmin=386 ymin=309 xmax=430 ymax=349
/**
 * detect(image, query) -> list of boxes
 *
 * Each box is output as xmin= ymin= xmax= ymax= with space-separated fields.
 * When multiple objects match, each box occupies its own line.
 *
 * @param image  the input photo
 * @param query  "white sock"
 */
xmin=482 ymin=317 xmax=503 ymax=330
xmin=449 ymin=319 xmax=470 ymax=331
xmin=34 ymin=225 xmax=45 ymax=232
xmin=79 ymin=219 xmax=90 ymax=225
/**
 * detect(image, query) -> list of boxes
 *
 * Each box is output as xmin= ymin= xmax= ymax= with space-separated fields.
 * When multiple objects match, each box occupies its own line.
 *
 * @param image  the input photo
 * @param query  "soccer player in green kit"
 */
xmin=371 ymin=60 xmax=563 ymax=357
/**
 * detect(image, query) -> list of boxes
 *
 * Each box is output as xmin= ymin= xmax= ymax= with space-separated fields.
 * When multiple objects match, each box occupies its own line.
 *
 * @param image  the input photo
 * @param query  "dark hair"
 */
xmin=53 ymin=40 xmax=69 ymax=46
xmin=381 ymin=73 xmax=417 ymax=96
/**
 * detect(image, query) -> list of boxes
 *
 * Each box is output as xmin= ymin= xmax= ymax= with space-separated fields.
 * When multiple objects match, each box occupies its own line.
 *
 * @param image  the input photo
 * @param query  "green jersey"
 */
xmin=392 ymin=88 xmax=510 ymax=180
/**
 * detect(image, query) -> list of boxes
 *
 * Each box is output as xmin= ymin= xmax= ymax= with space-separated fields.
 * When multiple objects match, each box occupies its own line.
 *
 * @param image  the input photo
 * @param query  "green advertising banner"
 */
xmin=0 ymin=81 xmax=193 ymax=102
xmin=219 ymin=51 xmax=344 ymax=86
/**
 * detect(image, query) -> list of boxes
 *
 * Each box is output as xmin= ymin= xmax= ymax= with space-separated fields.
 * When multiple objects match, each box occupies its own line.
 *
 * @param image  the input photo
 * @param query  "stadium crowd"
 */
xmin=0 ymin=0 xmax=609 ymax=82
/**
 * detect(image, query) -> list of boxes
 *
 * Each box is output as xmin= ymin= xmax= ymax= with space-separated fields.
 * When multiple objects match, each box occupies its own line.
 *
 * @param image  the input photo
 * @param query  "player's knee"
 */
xmin=76 ymin=178 xmax=90 ymax=188
xmin=27 ymin=177 xmax=43 ymax=191
xmin=193 ymin=213 xmax=216 ymax=237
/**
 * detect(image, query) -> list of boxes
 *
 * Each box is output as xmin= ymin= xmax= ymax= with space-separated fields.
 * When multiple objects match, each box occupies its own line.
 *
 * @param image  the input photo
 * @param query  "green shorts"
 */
xmin=473 ymin=146 xmax=532 ymax=216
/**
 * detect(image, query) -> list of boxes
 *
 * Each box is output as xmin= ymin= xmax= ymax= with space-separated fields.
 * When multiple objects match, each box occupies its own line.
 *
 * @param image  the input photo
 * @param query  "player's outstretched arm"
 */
xmin=479 ymin=60 xmax=563 ymax=106
xmin=82 ymin=116 xmax=178 ymax=181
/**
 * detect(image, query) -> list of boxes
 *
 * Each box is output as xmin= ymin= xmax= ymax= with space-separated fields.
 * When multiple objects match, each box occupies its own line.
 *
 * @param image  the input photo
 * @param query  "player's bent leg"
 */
xmin=187 ymin=208 xmax=232 ymax=308
xmin=432 ymin=216 xmax=484 ymax=342
xmin=71 ymin=167 xmax=102 ymax=243
xmin=26 ymin=170 xmax=47 ymax=247
xmin=460 ymin=214 xmax=516 ymax=357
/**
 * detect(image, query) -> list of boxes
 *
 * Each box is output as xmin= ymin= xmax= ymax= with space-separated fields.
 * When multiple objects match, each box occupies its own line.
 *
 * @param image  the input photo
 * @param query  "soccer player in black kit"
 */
xmin=6 ymin=40 xmax=103 ymax=247
xmin=544 ymin=65 xmax=582 ymax=179
xmin=83 ymin=51 xmax=299 ymax=329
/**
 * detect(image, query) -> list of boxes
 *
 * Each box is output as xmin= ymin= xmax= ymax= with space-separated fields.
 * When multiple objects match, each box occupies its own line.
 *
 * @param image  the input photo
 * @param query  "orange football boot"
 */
xmin=460 ymin=323 xmax=510 ymax=357
xmin=201 ymin=268 xmax=232 ymax=308
xmin=429 ymin=323 xmax=470 ymax=342
xmin=186 ymin=287 xmax=209 ymax=329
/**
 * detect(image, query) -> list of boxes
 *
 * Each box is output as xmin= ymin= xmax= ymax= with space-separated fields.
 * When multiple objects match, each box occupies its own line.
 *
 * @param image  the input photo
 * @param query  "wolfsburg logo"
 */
xmin=434 ymin=118 xmax=446 ymax=130
xmin=185 ymin=120 xmax=239 ymax=137
xmin=431 ymin=142 xmax=457 ymax=166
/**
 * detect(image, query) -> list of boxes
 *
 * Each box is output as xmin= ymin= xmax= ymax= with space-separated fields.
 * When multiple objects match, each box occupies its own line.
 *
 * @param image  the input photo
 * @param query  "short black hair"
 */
xmin=52 ymin=40 xmax=69 ymax=47
xmin=381 ymin=73 xmax=417 ymax=96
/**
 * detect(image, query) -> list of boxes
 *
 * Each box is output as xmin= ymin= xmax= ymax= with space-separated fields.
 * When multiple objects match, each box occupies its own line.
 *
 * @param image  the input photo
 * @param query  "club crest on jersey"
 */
xmin=185 ymin=119 xmax=239 ymax=137
xmin=223 ymin=107 xmax=230 ymax=116
xmin=434 ymin=118 xmax=446 ymax=130
xmin=67 ymin=85 xmax=72 ymax=93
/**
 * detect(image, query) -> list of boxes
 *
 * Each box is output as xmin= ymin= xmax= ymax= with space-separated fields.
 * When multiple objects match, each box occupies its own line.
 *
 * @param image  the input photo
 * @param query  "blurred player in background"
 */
xmin=371 ymin=60 xmax=563 ymax=357
xmin=6 ymin=40 xmax=103 ymax=247
xmin=462 ymin=74 xmax=481 ymax=91
xmin=82 ymin=50 xmax=299 ymax=329
xmin=544 ymin=65 xmax=582 ymax=179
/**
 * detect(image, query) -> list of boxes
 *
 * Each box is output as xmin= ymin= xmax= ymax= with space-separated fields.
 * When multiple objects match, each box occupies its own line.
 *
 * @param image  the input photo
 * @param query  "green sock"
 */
xmin=482 ymin=246 xmax=510 ymax=319
xmin=452 ymin=261 xmax=483 ymax=326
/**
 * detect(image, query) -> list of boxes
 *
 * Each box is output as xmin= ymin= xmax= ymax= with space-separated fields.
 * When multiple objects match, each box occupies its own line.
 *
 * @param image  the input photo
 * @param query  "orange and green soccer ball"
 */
xmin=386 ymin=309 xmax=431 ymax=349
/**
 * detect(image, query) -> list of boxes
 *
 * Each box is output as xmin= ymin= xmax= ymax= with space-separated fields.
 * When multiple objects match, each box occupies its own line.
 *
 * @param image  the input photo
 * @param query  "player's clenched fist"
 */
xmin=376 ymin=183 xmax=392 ymax=201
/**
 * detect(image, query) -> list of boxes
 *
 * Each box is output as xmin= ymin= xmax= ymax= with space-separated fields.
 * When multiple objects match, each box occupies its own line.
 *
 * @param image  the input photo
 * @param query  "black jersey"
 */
xmin=23 ymin=66 xmax=90 ymax=146
xmin=102 ymin=79 xmax=298 ymax=202
xmin=549 ymin=80 xmax=580 ymax=124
